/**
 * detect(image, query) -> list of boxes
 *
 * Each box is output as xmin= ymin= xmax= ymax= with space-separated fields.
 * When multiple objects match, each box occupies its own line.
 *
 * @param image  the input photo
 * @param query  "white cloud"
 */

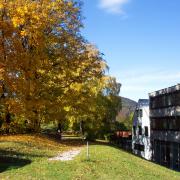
xmin=98 ymin=0 xmax=130 ymax=14
xmin=112 ymin=68 xmax=180 ymax=101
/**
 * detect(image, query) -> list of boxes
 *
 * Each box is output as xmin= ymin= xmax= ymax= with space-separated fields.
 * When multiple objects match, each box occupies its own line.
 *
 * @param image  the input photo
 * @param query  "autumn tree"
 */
xmin=0 ymin=0 xmax=121 ymax=134
xmin=0 ymin=0 xmax=83 ymax=132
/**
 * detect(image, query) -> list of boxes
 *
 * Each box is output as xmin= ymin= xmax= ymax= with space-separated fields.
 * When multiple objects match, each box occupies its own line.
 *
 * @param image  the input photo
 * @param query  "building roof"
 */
xmin=138 ymin=99 xmax=149 ymax=106
xmin=149 ymin=84 xmax=180 ymax=97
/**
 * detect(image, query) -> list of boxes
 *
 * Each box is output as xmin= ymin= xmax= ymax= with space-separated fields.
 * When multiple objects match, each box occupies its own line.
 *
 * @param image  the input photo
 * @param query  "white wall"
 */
xmin=132 ymin=100 xmax=152 ymax=160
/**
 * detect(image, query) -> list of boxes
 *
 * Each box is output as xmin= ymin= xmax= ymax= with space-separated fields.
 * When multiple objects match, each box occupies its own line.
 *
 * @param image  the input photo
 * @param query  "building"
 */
xmin=149 ymin=84 xmax=180 ymax=171
xmin=132 ymin=99 xmax=152 ymax=160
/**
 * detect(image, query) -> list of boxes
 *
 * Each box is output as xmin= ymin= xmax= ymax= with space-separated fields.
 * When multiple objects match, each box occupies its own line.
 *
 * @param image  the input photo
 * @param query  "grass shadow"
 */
xmin=0 ymin=147 xmax=53 ymax=158
xmin=43 ymin=133 xmax=85 ymax=147
xmin=81 ymin=159 xmax=97 ymax=163
xmin=0 ymin=155 xmax=31 ymax=173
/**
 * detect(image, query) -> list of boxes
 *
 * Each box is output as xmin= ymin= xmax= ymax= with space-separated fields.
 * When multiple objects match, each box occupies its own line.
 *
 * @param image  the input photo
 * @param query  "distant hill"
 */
xmin=117 ymin=97 xmax=137 ymax=122
xmin=121 ymin=97 xmax=137 ymax=111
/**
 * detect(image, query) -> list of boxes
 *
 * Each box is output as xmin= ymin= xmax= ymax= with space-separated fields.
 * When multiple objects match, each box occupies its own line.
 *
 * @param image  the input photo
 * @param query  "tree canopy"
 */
xmin=0 ymin=0 xmax=121 ymax=135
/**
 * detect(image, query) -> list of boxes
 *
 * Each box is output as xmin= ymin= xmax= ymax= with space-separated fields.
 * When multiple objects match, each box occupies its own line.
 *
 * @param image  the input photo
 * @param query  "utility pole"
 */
xmin=87 ymin=141 xmax=89 ymax=160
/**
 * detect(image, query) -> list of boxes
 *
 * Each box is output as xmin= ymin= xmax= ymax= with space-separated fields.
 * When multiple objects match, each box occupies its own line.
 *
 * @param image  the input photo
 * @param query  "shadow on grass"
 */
xmin=43 ymin=133 xmax=131 ymax=150
xmin=81 ymin=159 xmax=97 ymax=163
xmin=0 ymin=155 xmax=31 ymax=173
xmin=43 ymin=133 xmax=85 ymax=147
xmin=0 ymin=147 xmax=52 ymax=158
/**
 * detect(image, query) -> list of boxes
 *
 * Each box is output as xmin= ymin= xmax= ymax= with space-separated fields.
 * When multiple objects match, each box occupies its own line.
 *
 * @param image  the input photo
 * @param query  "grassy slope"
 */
xmin=0 ymin=135 xmax=180 ymax=180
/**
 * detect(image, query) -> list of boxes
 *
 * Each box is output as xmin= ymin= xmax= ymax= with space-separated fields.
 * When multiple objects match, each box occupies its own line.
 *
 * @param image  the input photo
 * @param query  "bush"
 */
xmin=104 ymin=133 xmax=114 ymax=141
xmin=84 ymin=130 xmax=97 ymax=141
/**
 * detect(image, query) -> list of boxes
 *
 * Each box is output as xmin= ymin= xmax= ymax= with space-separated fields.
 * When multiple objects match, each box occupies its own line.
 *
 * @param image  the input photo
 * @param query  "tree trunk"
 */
xmin=57 ymin=122 xmax=62 ymax=139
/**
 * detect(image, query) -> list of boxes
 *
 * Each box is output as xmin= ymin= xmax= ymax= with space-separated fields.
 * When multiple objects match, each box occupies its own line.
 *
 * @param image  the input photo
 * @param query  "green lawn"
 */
xmin=0 ymin=135 xmax=180 ymax=180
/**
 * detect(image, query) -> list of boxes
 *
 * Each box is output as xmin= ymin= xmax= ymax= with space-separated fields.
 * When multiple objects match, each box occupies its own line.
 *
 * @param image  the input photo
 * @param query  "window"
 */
xmin=136 ymin=109 xmax=143 ymax=117
xmin=139 ymin=109 xmax=143 ymax=117
xmin=169 ymin=118 xmax=180 ymax=131
xmin=139 ymin=126 xmax=142 ymax=135
xmin=172 ymin=143 xmax=180 ymax=170
xmin=134 ymin=143 xmax=144 ymax=151
xmin=175 ymin=92 xmax=180 ymax=106
xmin=150 ymin=91 xmax=180 ymax=109
xmin=151 ymin=117 xmax=180 ymax=131
xmin=133 ymin=126 xmax=136 ymax=136
xmin=145 ymin=126 xmax=149 ymax=136
xmin=136 ymin=110 xmax=139 ymax=116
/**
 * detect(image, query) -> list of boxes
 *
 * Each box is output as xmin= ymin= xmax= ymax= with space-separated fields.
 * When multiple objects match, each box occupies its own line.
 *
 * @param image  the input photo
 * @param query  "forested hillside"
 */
xmin=116 ymin=97 xmax=137 ymax=130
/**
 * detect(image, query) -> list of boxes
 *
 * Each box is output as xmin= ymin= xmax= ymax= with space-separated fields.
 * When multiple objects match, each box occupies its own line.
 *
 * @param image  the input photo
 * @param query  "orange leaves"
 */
xmin=20 ymin=30 xmax=26 ymax=36
xmin=0 ymin=0 xmax=120 ymax=134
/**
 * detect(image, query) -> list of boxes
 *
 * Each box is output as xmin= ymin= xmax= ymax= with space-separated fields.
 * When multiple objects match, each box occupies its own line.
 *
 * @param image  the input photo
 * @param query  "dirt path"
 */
xmin=49 ymin=148 xmax=82 ymax=161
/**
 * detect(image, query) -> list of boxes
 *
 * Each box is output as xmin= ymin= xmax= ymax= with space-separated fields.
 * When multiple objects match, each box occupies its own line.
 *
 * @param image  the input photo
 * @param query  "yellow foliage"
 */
xmin=0 ymin=0 xmax=120 ymax=132
xmin=64 ymin=106 xmax=71 ymax=112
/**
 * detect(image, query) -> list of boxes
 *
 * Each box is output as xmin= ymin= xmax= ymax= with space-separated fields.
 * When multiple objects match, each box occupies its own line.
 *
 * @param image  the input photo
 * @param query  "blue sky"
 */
xmin=82 ymin=0 xmax=180 ymax=101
